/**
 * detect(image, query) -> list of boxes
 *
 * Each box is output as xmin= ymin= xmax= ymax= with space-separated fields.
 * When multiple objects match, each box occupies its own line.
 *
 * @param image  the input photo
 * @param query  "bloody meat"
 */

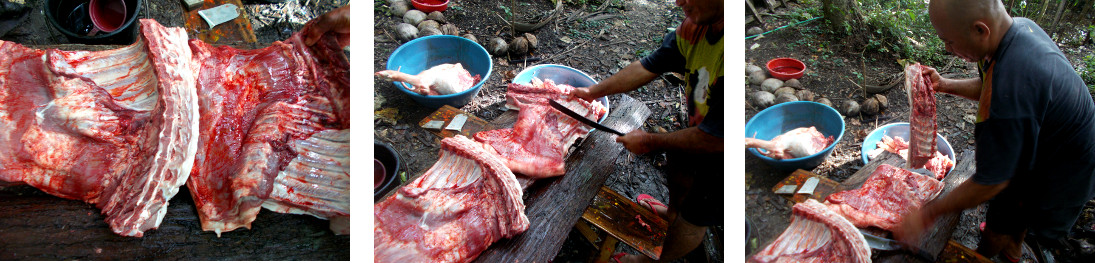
xmin=906 ymin=63 xmax=938 ymax=168
xmin=751 ymin=199 xmax=871 ymax=263
xmin=374 ymin=135 xmax=529 ymax=263
xmin=474 ymin=78 xmax=608 ymax=178
xmin=0 ymin=19 xmax=199 ymax=237
xmin=186 ymin=23 xmax=350 ymax=235
xmin=872 ymin=135 xmax=955 ymax=180
xmin=826 ymin=164 xmax=944 ymax=231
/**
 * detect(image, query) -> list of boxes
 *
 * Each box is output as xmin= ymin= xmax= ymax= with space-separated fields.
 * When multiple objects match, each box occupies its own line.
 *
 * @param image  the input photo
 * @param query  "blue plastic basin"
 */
xmin=745 ymin=101 xmax=846 ymax=171
xmin=386 ymin=35 xmax=492 ymax=109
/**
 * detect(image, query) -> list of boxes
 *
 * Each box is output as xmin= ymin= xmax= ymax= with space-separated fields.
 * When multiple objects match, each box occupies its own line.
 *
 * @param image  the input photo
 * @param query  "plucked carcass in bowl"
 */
xmin=381 ymin=35 xmax=492 ymax=109
xmin=745 ymin=101 xmax=846 ymax=171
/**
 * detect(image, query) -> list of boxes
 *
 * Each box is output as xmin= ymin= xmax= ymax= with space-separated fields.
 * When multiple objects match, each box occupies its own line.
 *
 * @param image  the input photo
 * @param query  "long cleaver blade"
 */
xmin=548 ymin=99 xmax=624 ymax=136
xmin=198 ymin=4 xmax=240 ymax=29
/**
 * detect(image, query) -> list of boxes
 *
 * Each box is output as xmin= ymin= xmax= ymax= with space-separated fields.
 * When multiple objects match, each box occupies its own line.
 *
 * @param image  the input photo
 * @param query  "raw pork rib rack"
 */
xmin=186 ymin=23 xmax=350 ymax=235
xmin=751 ymin=199 xmax=871 ymax=263
xmin=0 ymin=20 xmax=198 ymax=237
xmin=0 ymin=19 xmax=350 ymax=237
xmin=474 ymin=78 xmax=608 ymax=178
xmin=375 ymin=135 xmax=529 ymax=263
xmin=906 ymin=63 xmax=937 ymax=168
xmin=826 ymin=164 xmax=944 ymax=231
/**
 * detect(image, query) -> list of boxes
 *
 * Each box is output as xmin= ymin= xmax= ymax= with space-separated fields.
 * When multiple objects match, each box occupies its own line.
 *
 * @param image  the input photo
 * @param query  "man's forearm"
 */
xmin=646 ymin=126 xmax=723 ymax=154
xmin=587 ymin=61 xmax=659 ymax=98
xmin=923 ymin=179 xmax=1008 ymax=219
xmin=941 ymin=77 xmax=982 ymax=101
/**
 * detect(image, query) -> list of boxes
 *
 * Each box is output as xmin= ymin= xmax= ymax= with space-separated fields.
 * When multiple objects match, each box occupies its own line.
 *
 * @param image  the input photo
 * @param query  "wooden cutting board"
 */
xmin=581 ymin=186 xmax=666 ymax=260
xmin=771 ymin=169 xmax=843 ymax=203
xmin=184 ymin=0 xmax=256 ymax=45
xmin=417 ymin=105 xmax=494 ymax=139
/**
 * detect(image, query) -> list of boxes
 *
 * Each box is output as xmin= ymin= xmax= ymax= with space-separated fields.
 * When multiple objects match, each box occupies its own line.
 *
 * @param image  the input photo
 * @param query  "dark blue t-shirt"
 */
xmin=973 ymin=18 xmax=1095 ymax=207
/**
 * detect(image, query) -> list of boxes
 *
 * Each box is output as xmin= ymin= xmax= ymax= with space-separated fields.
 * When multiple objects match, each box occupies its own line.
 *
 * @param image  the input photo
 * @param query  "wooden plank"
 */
xmin=417 ymin=105 xmax=495 ymax=139
xmin=846 ymin=150 xmax=976 ymax=263
xmin=582 ymin=186 xmax=666 ymax=260
xmin=0 ymin=185 xmax=348 ymax=260
xmin=184 ymin=0 xmax=256 ymax=45
xmin=474 ymin=94 xmax=651 ymax=262
xmin=939 ymin=240 xmax=993 ymax=263
xmin=771 ymin=169 xmax=843 ymax=203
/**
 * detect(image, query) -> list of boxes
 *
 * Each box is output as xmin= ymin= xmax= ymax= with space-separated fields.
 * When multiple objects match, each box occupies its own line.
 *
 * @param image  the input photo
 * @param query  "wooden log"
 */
xmin=0 ymin=185 xmax=348 ymax=260
xmin=847 ymin=150 xmax=975 ymax=263
xmin=474 ymin=94 xmax=651 ymax=262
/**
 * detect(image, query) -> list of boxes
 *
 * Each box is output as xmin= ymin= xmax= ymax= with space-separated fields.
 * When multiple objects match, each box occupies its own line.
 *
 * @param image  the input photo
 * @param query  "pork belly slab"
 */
xmin=826 ymin=164 xmax=944 ymax=231
xmin=751 ymin=199 xmax=871 ymax=263
xmin=474 ymin=78 xmax=608 ymax=178
xmin=0 ymin=19 xmax=198 ymax=237
xmin=375 ymin=135 xmax=529 ymax=263
xmin=906 ymin=63 xmax=938 ymax=168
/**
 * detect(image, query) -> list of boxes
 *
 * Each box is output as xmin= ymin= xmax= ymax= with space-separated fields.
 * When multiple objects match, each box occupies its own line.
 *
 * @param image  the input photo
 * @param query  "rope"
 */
xmin=745 ymin=16 xmax=823 ymax=40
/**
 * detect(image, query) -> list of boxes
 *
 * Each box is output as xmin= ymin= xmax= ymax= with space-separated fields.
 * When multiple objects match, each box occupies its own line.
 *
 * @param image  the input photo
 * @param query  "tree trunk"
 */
xmin=1083 ymin=0 xmax=1094 ymax=17
xmin=1051 ymin=0 xmax=1067 ymax=33
xmin=821 ymin=0 xmax=868 ymax=38
xmin=1038 ymin=0 xmax=1052 ymax=23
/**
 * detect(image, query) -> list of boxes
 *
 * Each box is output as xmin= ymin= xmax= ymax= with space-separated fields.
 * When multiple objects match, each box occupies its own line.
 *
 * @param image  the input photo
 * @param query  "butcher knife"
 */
xmin=859 ymin=229 xmax=936 ymax=262
xmin=198 ymin=4 xmax=240 ymax=29
xmin=548 ymin=99 xmax=625 ymax=136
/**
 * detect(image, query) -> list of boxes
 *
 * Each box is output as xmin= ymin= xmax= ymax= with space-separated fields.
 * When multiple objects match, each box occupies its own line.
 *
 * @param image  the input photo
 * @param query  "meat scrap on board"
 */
xmin=0 ymin=19 xmax=198 ymax=237
xmin=0 ymin=19 xmax=351 ymax=237
xmin=825 ymin=164 xmax=944 ymax=231
xmin=375 ymin=135 xmax=529 ymax=263
xmin=906 ymin=63 xmax=938 ymax=168
xmin=474 ymin=78 xmax=608 ymax=178
xmin=750 ymin=199 xmax=871 ymax=263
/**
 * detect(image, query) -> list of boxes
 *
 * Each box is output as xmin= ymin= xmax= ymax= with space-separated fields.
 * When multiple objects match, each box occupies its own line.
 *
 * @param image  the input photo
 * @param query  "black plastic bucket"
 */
xmin=44 ymin=0 xmax=143 ymax=45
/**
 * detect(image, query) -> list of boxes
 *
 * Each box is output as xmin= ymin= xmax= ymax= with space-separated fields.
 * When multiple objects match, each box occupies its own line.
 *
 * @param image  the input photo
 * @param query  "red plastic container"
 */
xmin=767 ymin=58 xmax=806 ymax=80
xmin=89 ymin=0 xmax=127 ymax=33
xmin=412 ymin=0 xmax=449 ymax=13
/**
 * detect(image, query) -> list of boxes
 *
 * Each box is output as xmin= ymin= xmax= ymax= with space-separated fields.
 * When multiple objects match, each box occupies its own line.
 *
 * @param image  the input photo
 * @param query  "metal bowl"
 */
xmin=513 ymin=64 xmax=610 ymax=122
xmin=745 ymin=101 xmax=846 ymax=171
xmin=861 ymin=122 xmax=956 ymax=175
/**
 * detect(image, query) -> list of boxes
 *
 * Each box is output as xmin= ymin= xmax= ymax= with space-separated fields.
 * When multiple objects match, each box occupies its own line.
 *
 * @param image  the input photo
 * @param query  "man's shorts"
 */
xmin=667 ymin=151 xmax=723 ymax=227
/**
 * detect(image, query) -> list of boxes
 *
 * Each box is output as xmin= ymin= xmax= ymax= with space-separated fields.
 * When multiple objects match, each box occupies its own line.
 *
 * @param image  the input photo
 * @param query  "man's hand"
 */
xmin=922 ymin=66 xmax=945 ymax=93
xmin=921 ymin=65 xmax=983 ymax=100
xmin=893 ymin=206 xmax=935 ymax=245
xmin=303 ymin=5 xmax=350 ymax=47
xmin=616 ymin=130 xmax=653 ymax=154
xmin=570 ymin=87 xmax=597 ymax=102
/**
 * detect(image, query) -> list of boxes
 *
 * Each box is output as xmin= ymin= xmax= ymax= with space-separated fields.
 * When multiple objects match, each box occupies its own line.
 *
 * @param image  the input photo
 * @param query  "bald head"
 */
xmin=929 ymin=0 xmax=1008 ymax=33
xmin=928 ymin=0 xmax=1013 ymax=62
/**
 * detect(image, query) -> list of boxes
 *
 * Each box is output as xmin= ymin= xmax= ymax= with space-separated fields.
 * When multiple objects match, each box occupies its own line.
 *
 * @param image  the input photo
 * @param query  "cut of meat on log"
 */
xmin=474 ymin=78 xmax=608 ymax=178
xmin=375 ymin=63 xmax=481 ymax=96
xmin=261 ymin=129 xmax=350 ymax=235
xmin=0 ymin=19 xmax=199 ymax=237
xmin=187 ymin=26 xmax=350 ymax=236
xmin=375 ymin=135 xmax=529 ymax=263
xmin=826 ymin=164 xmax=944 ymax=231
xmin=749 ymin=126 xmax=834 ymax=160
xmin=906 ymin=63 xmax=937 ymax=168
xmin=750 ymin=199 xmax=871 ymax=263
xmin=871 ymin=135 xmax=955 ymax=180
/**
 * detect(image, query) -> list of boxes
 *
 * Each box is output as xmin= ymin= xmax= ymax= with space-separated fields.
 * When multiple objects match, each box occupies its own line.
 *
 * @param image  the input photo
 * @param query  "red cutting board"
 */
xmin=184 ymin=0 xmax=256 ymax=45
xmin=771 ymin=169 xmax=843 ymax=203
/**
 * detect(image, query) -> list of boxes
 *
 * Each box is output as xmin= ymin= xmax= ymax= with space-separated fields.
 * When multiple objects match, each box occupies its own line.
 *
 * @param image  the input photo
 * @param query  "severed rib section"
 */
xmin=0 ymin=19 xmax=198 ymax=237
xmin=474 ymin=78 xmax=608 ymax=178
xmin=262 ymin=129 xmax=350 ymax=235
xmin=826 ymin=164 xmax=944 ymax=231
xmin=751 ymin=199 xmax=871 ymax=263
xmin=375 ymin=135 xmax=529 ymax=263
xmin=906 ymin=63 xmax=937 ymax=168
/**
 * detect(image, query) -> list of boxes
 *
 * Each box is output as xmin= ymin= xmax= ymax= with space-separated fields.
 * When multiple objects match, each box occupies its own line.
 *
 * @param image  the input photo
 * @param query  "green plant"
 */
xmin=859 ymin=0 xmax=948 ymax=65
xmin=1080 ymin=54 xmax=1095 ymax=92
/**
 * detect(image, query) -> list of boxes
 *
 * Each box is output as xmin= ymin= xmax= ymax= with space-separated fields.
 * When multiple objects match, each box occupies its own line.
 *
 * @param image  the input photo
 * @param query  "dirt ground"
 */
xmin=744 ymin=2 xmax=1095 ymax=262
xmin=373 ymin=0 xmax=722 ymax=261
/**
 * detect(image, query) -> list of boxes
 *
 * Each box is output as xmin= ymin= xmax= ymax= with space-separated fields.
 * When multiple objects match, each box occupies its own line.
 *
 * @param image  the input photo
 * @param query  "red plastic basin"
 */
xmin=767 ymin=57 xmax=806 ymax=80
xmin=412 ymin=0 xmax=449 ymax=13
